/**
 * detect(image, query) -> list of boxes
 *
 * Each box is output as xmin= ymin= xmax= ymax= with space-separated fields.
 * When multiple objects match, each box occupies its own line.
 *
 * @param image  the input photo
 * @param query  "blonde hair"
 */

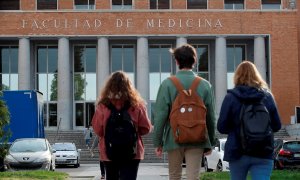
xmin=97 ymin=71 xmax=145 ymax=107
xmin=234 ymin=61 xmax=269 ymax=90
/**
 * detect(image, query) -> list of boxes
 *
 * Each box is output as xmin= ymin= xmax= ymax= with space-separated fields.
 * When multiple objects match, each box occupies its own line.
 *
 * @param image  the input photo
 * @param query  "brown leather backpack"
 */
xmin=169 ymin=76 xmax=208 ymax=144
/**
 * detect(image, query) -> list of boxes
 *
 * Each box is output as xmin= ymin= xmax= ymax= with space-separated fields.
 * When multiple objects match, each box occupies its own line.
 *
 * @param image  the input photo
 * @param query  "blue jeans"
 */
xmin=229 ymin=155 xmax=273 ymax=180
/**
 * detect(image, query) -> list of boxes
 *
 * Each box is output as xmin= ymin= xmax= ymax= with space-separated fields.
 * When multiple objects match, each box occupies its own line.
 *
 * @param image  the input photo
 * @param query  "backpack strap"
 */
xmin=169 ymin=76 xmax=202 ymax=92
xmin=190 ymin=77 xmax=202 ymax=91
xmin=169 ymin=76 xmax=185 ymax=92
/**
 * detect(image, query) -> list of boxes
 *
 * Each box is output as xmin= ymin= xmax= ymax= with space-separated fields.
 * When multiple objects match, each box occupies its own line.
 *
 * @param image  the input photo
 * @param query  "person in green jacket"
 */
xmin=152 ymin=44 xmax=216 ymax=180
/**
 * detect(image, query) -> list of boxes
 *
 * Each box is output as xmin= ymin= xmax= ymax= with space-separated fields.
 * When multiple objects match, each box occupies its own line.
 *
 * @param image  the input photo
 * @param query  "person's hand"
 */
xmin=203 ymin=149 xmax=212 ymax=156
xmin=155 ymin=147 xmax=163 ymax=158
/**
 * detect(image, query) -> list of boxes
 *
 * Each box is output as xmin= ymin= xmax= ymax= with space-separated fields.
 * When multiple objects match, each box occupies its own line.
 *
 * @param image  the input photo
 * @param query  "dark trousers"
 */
xmin=104 ymin=159 xmax=140 ymax=180
xmin=100 ymin=161 xmax=105 ymax=176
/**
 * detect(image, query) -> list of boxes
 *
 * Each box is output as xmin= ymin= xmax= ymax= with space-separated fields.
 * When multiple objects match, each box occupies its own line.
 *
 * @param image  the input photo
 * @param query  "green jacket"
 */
xmin=152 ymin=70 xmax=216 ymax=152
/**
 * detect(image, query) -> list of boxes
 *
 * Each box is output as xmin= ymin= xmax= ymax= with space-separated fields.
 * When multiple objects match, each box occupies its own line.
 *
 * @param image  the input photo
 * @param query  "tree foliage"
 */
xmin=0 ymin=91 xmax=11 ymax=158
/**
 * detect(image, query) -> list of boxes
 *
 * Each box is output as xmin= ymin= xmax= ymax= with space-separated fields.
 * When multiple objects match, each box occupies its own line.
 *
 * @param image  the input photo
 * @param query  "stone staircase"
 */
xmin=45 ymin=131 xmax=167 ymax=164
xmin=45 ymin=128 xmax=290 ymax=164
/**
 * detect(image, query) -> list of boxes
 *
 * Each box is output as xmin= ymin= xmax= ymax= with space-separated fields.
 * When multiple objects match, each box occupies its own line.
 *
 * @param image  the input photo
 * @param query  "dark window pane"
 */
xmin=124 ymin=0 xmax=132 ymax=5
xmin=150 ymin=0 xmax=157 ymax=9
xmin=85 ymin=47 xmax=96 ymax=73
xmin=111 ymin=46 xmax=122 ymax=72
xmin=262 ymin=0 xmax=281 ymax=4
xmin=112 ymin=0 xmax=122 ymax=5
xmin=123 ymin=47 xmax=134 ymax=72
xmin=187 ymin=0 xmax=207 ymax=9
xmin=226 ymin=46 xmax=235 ymax=72
xmin=161 ymin=47 xmax=171 ymax=72
xmin=37 ymin=47 xmax=47 ymax=73
xmin=48 ymin=47 xmax=58 ymax=73
xmin=0 ymin=0 xmax=20 ymax=10
xmin=0 ymin=47 xmax=9 ymax=73
xmin=37 ymin=0 xmax=57 ymax=10
xmin=198 ymin=47 xmax=208 ymax=71
xmin=75 ymin=103 xmax=84 ymax=126
xmin=149 ymin=46 xmax=160 ymax=72
xmin=158 ymin=0 xmax=169 ymax=9
xmin=49 ymin=103 xmax=57 ymax=126
xmin=74 ymin=46 xmax=85 ymax=72
xmin=75 ymin=0 xmax=88 ymax=5
xmin=85 ymin=103 xmax=95 ymax=126
xmin=10 ymin=47 xmax=18 ymax=73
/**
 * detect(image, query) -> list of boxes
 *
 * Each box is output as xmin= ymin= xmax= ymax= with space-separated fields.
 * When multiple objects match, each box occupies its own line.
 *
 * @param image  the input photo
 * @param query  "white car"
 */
xmin=203 ymin=138 xmax=229 ymax=172
xmin=4 ymin=138 xmax=56 ymax=171
xmin=52 ymin=142 xmax=81 ymax=168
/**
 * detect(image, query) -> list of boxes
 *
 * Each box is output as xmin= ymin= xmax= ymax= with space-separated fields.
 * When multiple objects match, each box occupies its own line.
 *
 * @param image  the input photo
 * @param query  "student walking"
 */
xmin=217 ymin=61 xmax=282 ymax=180
xmin=90 ymin=136 xmax=105 ymax=179
xmin=92 ymin=71 xmax=152 ymax=180
xmin=152 ymin=44 xmax=217 ymax=180
xmin=84 ymin=126 xmax=92 ymax=149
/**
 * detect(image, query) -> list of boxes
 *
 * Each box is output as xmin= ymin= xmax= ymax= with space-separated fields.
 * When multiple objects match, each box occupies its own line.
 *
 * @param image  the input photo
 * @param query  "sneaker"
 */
xmin=101 ymin=175 xmax=105 ymax=179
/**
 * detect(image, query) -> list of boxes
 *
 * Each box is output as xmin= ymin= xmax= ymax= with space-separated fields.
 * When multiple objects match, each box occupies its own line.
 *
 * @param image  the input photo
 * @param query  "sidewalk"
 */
xmin=94 ymin=163 xmax=170 ymax=180
xmin=56 ymin=163 xmax=171 ymax=180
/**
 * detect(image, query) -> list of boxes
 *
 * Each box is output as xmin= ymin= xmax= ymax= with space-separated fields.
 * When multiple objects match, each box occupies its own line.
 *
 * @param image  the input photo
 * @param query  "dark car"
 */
xmin=274 ymin=139 xmax=300 ymax=169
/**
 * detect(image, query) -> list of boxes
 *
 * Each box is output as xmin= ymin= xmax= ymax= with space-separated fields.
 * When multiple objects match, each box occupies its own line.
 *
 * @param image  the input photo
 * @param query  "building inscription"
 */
xmin=21 ymin=18 xmax=223 ymax=30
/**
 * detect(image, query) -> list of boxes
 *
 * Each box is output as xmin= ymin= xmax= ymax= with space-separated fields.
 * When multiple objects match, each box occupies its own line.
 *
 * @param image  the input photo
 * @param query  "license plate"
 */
xmin=294 ymin=154 xmax=300 ymax=158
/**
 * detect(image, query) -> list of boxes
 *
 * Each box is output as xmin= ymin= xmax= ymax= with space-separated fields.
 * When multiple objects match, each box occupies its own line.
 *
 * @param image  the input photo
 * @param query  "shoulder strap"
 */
xmin=190 ymin=76 xmax=202 ymax=91
xmin=169 ymin=76 xmax=185 ymax=91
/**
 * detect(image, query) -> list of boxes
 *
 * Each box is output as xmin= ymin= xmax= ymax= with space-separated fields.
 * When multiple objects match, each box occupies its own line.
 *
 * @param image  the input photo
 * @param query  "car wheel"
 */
xmin=204 ymin=157 xmax=212 ymax=172
xmin=74 ymin=158 xmax=80 ymax=168
xmin=216 ymin=160 xmax=223 ymax=172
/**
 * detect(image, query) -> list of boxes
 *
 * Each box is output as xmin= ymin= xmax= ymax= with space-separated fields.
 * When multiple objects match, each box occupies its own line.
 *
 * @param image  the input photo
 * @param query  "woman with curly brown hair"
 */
xmin=92 ymin=71 xmax=152 ymax=180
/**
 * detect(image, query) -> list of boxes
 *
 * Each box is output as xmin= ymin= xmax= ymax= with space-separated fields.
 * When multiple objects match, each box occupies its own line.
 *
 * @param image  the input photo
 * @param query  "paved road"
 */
xmin=56 ymin=163 xmax=171 ymax=180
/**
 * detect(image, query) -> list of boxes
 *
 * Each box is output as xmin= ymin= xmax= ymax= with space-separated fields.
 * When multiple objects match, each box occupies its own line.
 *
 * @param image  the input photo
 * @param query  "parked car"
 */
xmin=203 ymin=138 xmax=229 ymax=172
xmin=4 ymin=138 xmax=55 ymax=171
xmin=52 ymin=142 xmax=81 ymax=168
xmin=274 ymin=139 xmax=300 ymax=169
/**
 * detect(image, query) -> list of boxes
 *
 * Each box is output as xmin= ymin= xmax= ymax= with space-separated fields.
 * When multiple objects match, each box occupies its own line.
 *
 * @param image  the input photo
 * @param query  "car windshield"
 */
xmin=52 ymin=143 xmax=76 ymax=151
xmin=10 ymin=139 xmax=47 ymax=152
xmin=283 ymin=141 xmax=300 ymax=151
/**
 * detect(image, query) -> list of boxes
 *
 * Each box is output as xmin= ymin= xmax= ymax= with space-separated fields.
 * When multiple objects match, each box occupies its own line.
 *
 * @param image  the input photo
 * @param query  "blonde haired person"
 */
xmin=92 ymin=71 xmax=151 ymax=180
xmin=217 ymin=61 xmax=282 ymax=180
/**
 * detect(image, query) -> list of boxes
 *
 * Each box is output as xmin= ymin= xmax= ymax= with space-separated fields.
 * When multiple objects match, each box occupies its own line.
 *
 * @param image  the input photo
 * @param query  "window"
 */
xmin=36 ymin=46 xmax=58 ymax=127
xmin=226 ymin=45 xmax=246 ymax=89
xmin=150 ymin=0 xmax=170 ymax=9
xmin=224 ymin=0 xmax=244 ymax=10
xmin=0 ymin=0 xmax=20 ymax=10
xmin=74 ymin=45 xmax=96 ymax=127
xmin=262 ymin=0 xmax=281 ymax=9
xmin=149 ymin=44 xmax=173 ymax=120
xmin=112 ymin=0 xmax=132 ymax=9
xmin=192 ymin=45 xmax=209 ymax=81
xmin=111 ymin=45 xmax=135 ymax=84
xmin=0 ymin=46 xmax=18 ymax=90
xmin=74 ymin=0 xmax=95 ymax=9
xmin=37 ymin=0 xmax=57 ymax=10
xmin=187 ymin=0 xmax=207 ymax=9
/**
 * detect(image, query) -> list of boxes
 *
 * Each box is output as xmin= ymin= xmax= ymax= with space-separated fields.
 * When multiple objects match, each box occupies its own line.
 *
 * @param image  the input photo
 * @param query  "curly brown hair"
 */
xmin=97 ymin=71 xmax=145 ymax=107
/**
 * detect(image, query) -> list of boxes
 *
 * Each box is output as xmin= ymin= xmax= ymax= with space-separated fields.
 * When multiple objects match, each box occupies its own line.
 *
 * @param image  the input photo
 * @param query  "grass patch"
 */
xmin=200 ymin=170 xmax=300 ymax=180
xmin=0 ymin=170 xmax=68 ymax=180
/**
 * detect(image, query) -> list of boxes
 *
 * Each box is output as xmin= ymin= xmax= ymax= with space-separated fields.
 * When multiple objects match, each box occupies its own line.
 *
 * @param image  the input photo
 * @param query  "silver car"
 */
xmin=4 ymin=138 xmax=56 ymax=171
xmin=52 ymin=142 xmax=81 ymax=168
